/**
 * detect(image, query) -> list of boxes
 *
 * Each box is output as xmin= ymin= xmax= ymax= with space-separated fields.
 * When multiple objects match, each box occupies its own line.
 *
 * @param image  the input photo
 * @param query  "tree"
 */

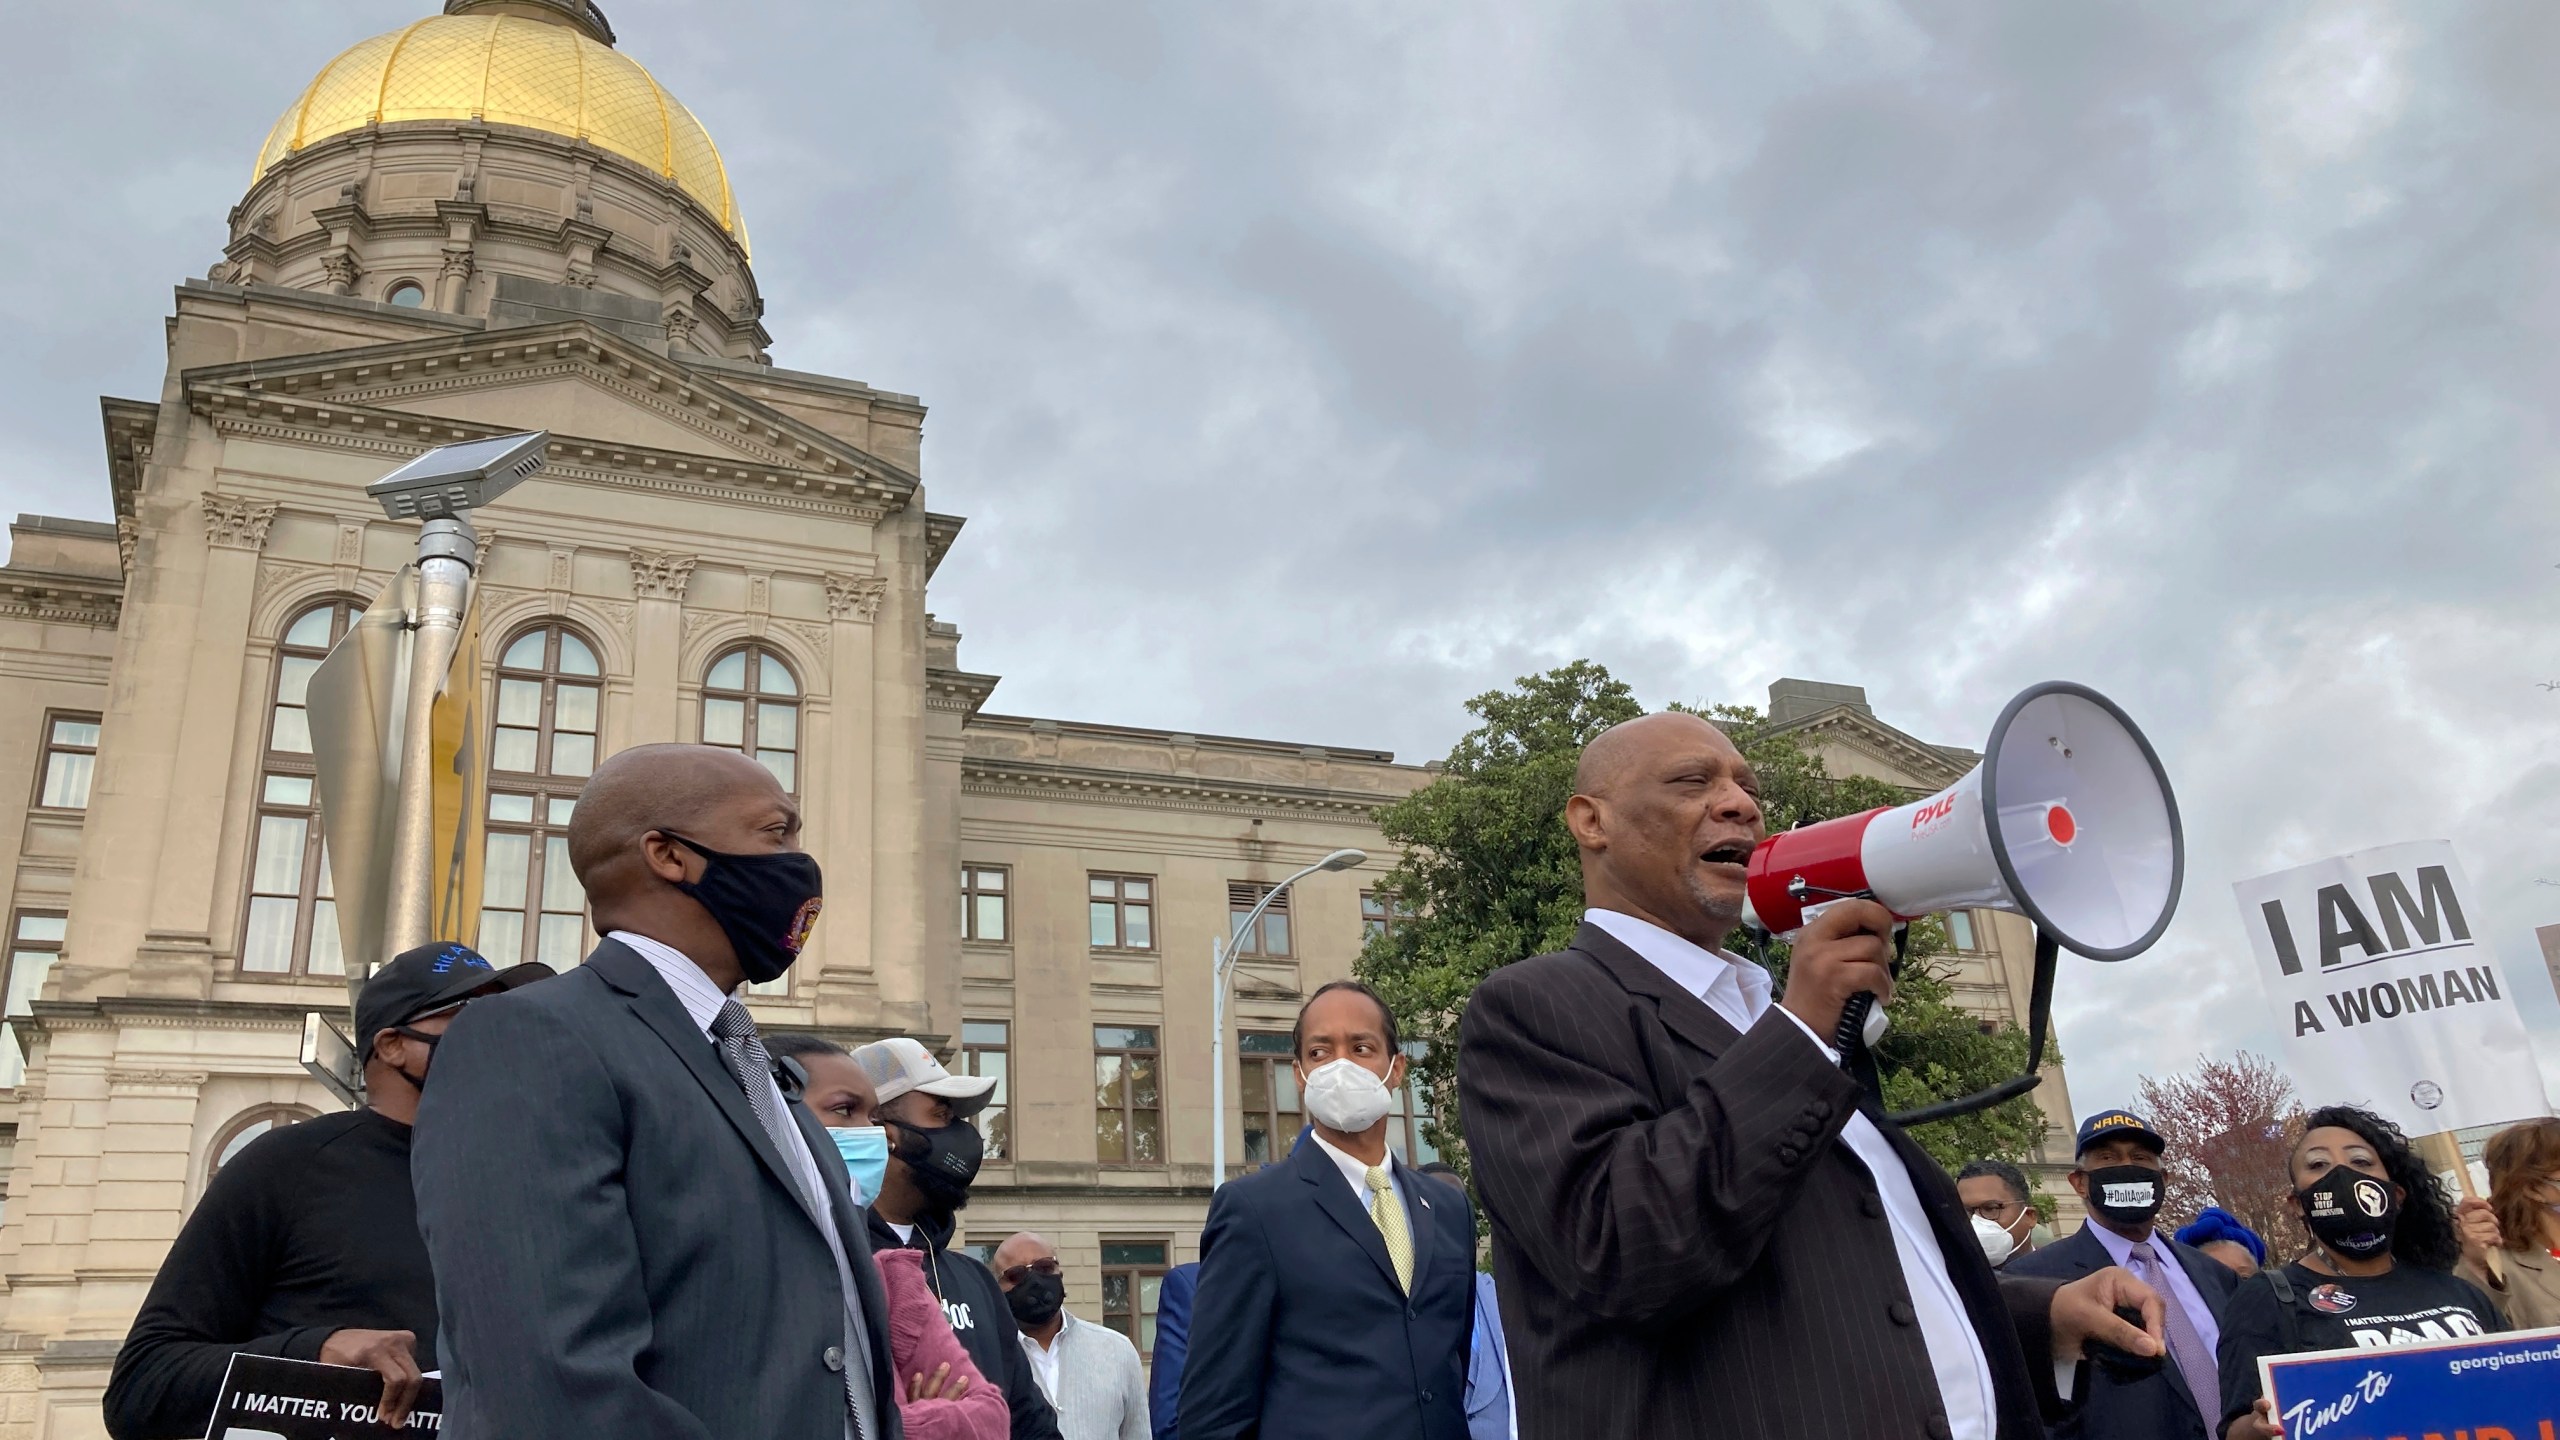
xmin=2134 ymin=1051 xmax=2309 ymax=1259
xmin=1358 ymin=660 xmax=2059 ymax=1186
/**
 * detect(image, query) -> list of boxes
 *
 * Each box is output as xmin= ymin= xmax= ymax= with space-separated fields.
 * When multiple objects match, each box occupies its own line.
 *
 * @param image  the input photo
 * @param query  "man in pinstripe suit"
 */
xmin=1458 ymin=712 xmax=2164 ymax=1440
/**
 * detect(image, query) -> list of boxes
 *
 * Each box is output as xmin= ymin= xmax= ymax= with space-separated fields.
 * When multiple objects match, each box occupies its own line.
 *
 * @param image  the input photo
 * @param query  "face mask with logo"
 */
xmin=2084 ymin=1164 xmax=2166 ymax=1228
xmin=2300 ymin=1166 xmax=2399 ymax=1259
xmin=1972 ymin=1213 xmax=2019 ymax=1267
xmin=1006 ymin=1270 xmax=1067 ymax=1328
xmin=1300 ymin=1058 xmax=1395 ymax=1133
xmin=663 ymin=833 xmax=823 ymax=985
xmin=892 ymin=1118 xmax=986 ymax=1214
xmin=829 ymin=1126 xmax=889 ymax=1207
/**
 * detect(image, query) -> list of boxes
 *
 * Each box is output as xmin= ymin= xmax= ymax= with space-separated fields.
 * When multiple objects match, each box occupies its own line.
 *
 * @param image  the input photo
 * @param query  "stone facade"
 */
xmin=0 ymin=5 xmax=2070 ymax=1434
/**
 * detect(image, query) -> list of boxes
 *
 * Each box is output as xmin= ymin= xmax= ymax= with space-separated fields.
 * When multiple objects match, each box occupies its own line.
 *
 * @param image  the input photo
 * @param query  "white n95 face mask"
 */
xmin=1301 ymin=1058 xmax=1394 ymax=1133
xmin=1972 ymin=1213 xmax=2018 ymax=1267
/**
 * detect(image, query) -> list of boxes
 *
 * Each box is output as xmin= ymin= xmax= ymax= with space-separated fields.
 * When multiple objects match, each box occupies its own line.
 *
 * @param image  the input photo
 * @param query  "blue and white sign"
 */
xmin=2260 ymin=1324 xmax=2560 ymax=1440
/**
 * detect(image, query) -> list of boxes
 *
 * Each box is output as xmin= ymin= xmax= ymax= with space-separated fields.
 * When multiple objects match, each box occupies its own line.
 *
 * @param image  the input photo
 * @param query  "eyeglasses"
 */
xmin=1001 ymin=1258 xmax=1062 ymax=1286
xmin=1966 ymin=1201 xmax=2020 ymax=1219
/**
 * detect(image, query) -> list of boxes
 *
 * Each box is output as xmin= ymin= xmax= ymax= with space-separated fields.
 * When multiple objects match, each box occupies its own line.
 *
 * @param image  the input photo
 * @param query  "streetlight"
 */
xmin=1209 ymin=847 xmax=1367 ymax=1188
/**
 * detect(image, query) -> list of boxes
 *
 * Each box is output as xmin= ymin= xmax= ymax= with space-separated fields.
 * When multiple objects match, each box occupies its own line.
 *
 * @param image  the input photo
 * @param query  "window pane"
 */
xmin=1239 ymin=1032 xmax=1293 ymax=1056
xmin=50 ymin=719 xmax=99 ymax=748
xmin=314 ymin=844 xmax=335 ymax=900
xmin=15 ymin=916 xmax=65 ymax=944
xmin=483 ymin=833 xmax=530 ymax=907
xmin=551 ymin=733 xmax=595 ymax=778
xmin=252 ymin=816 xmax=308 ymax=893
xmin=1239 ymin=1065 xmax=1270 ymax=1109
xmin=307 ymin=901 xmax=345 ymax=976
xmin=758 ymin=704 xmax=797 ymax=750
xmin=1263 ymin=913 xmax=1290 ymax=956
xmin=1129 ymin=1055 xmax=1159 ymax=1108
xmin=1102 ymin=1274 xmax=1132 ymax=1311
xmin=40 ymin=753 xmax=93 ymax=808
xmin=262 ymin=774 xmax=314 ymax=805
xmin=962 ymin=1020 xmax=1008 ymax=1046
xmin=756 ymin=751 xmax=795 ymax=792
xmin=1095 ymin=1053 xmax=1125 ymax=1107
xmin=557 ymin=633 xmax=599 ymax=676
xmin=554 ymin=684 xmax=599 ymax=734
xmin=271 ymin=707 xmax=313 ymax=755
xmin=477 ymin=909 xmax=524 ymax=966
xmin=1102 ymin=1242 xmax=1168 ymax=1267
xmin=241 ymin=897 xmax=298 ymax=973
xmin=546 ymin=797 xmax=577 ymax=824
xmin=1132 ymin=1113 xmax=1162 ymax=1163
xmin=276 ymin=656 xmax=321 ymax=707
xmin=492 ymin=727 xmax=538 ymax=773
xmin=976 ymin=869 xmax=1006 ymax=892
xmin=538 ymin=913 xmax=585 ymax=967
xmin=541 ymin=836 xmax=582 ymax=911
xmin=757 ymin=656 xmax=798 ymax=697
xmin=496 ymin=679 xmax=543 ymax=727
xmin=1947 ymin=911 xmax=1976 ymax=950
xmin=1096 ymin=1110 xmax=1126 ymax=1164
xmin=488 ymin=792 xmax=535 ymax=823
xmin=1243 ymin=1121 xmax=1271 ymax=1165
xmin=8 ymin=949 xmax=58 ymax=1014
xmin=1090 ymin=877 xmax=1116 ymax=900
xmin=502 ymin=631 xmax=546 ymax=668
xmin=974 ymin=894 xmax=1006 ymax=942
xmin=702 ymin=697 xmax=746 ymax=746
xmin=1091 ymin=902 xmax=1117 ymax=948
xmin=1096 ymin=1025 xmax=1156 ymax=1051
xmin=1125 ymin=904 xmax=1151 ymax=949
xmin=1363 ymin=893 xmax=1387 ymax=919
xmin=982 ymin=1106 xmax=1010 ymax=1162
xmin=1275 ymin=1067 xmax=1300 ymax=1110
xmin=708 ymin=651 xmax=748 ymax=690
xmin=976 ymin=1051 xmax=1008 ymax=1104
xmin=286 ymin=608 xmax=336 ymax=648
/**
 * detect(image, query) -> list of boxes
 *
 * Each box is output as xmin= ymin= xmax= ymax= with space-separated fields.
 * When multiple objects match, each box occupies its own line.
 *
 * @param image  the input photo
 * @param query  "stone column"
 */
xmin=812 ymin=573 xmax=886 ymax=1025
xmin=625 ymin=548 xmax=694 ymax=746
xmin=868 ymin=512 xmax=932 ymax=1035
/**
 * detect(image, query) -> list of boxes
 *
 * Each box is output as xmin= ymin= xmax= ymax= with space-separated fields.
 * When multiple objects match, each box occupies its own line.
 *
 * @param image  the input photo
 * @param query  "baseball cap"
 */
xmin=850 ymin=1036 xmax=996 ymax=1120
xmin=354 ymin=942 xmax=554 ymax=1054
xmin=2074 ymin=1109 xmax=2167 ymax=1157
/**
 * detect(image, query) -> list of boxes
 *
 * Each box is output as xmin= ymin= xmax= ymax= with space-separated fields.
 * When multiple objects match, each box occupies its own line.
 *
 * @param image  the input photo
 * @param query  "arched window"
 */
xmin=242 ymin=599 xmax=361 ymax=976
xmin=385 ymin=280 xmax=427 ymax=308
xmin=701 ymin=645 xmax=800 ymax=794
xmin=208 ymin=1104 xmax=319 ymax=1183
xmin=481 ymin=624 xmax=602 ymax=968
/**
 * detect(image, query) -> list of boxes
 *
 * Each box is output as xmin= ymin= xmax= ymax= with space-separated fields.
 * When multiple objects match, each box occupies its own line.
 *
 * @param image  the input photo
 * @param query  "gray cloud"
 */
xmin=8 ymin=0 xmax=2556 ymax=1117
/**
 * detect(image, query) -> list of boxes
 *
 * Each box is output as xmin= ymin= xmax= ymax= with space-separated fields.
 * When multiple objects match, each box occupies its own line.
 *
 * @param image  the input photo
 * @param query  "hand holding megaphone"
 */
xmin=1775 ymin=899 xmax=1901 ymax=1046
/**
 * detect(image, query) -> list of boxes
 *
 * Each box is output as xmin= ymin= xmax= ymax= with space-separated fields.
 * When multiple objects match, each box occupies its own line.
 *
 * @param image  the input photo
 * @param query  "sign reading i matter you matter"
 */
xmin=206 ymin=1353 xmax=442 ymax=1439
xmin=2232 ymin=840 xmax=2546 ymax=1137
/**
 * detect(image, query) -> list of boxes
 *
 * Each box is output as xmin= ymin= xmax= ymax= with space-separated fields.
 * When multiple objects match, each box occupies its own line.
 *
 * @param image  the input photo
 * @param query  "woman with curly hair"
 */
xmin=2215 ymin=1106 xmax=2506 ymax=1440
xmin=2480 ymin=1116 xmax=2560 ymax=1329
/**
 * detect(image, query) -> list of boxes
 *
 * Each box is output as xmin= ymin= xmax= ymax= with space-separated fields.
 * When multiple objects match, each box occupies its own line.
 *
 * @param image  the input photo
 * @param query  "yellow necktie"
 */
xmin=1365 ymin=1164 xmax=1414 ymax=1293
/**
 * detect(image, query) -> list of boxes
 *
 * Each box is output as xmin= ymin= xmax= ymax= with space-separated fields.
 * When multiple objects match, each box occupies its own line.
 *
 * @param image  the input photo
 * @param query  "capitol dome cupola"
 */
xmin=222 ymin=0 xmax=768 ymax=361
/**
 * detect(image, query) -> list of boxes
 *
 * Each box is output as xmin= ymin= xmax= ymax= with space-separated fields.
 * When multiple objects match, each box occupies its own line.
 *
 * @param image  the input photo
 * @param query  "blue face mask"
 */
xmin=829 ymin=1126 xmax=889 ymax=1206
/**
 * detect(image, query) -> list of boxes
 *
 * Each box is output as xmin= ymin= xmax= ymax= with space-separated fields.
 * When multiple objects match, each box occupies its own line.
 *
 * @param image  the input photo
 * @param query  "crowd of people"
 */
xmin=93 ymin=732 xmax=2560 ymax=1440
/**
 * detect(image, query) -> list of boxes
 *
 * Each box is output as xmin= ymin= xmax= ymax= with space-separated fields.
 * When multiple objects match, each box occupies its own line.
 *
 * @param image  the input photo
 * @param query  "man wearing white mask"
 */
xmin=1958 ymin=1160 xmax=2042 ymax=1269
xmin=1177 ymin=981 xmax=1474 ymax=1440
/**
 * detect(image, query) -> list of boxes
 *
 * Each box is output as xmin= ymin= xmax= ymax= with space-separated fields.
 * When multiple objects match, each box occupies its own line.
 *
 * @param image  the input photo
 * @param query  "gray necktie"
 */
xmin=710 ymin=999 xmax=876 ymax=1439
xmin=2127 ymin=1241 xmax=2220 ymax=1425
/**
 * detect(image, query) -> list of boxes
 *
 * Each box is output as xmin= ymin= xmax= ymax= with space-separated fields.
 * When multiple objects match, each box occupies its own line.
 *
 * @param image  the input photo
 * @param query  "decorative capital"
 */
xmin=824 ymin=572 xmax=889 ymax=622
xmin=201 ymin=493 xmax=279 ymax=552
xmin=627 ymin=547 xmax=698 ymax=601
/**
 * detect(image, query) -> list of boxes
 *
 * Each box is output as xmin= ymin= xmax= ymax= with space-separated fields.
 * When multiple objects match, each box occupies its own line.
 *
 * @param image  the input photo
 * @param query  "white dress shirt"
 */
xmin=1584 ymin=909 xmax=2000 ymax=1440
xmin=1307 ymin=1128 xmax=1413 ymax=1221
xmin=612 ymin=930 xmax=874 ymax=1440
xmin=1023 ymin=1326 xmax=1063 ymax=1405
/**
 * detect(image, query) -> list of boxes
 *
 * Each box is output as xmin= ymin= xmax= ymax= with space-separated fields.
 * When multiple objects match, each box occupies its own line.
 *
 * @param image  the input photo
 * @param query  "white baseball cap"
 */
xmin=850 ymin=1036 xmax=996 ymax=1120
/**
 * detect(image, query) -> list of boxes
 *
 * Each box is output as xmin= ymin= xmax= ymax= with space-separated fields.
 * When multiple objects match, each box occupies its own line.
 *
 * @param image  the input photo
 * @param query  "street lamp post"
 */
xmin=1209 ymin=847 xmax=1367 ymax=1189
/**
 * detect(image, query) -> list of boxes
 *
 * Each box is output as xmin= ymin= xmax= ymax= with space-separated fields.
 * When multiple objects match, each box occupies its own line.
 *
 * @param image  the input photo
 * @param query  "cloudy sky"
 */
xmin=6 ymin=0 xmax=2556 ymax=1125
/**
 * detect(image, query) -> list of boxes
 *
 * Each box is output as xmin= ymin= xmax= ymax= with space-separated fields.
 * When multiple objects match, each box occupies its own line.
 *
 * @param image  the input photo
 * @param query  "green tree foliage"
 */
xmin=1358 ymin=661 xmax=2058 ymax=1185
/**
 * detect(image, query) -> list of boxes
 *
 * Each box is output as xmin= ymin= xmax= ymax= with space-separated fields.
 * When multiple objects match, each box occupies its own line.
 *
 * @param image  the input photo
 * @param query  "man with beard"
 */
xmin=854 ymin=1038 xmax=1063 ymax=1440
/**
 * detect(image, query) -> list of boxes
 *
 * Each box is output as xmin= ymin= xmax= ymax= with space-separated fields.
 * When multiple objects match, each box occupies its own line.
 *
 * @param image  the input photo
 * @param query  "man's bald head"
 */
xmin=993 ymin=1231 xmax=1056 ymax=1276
xmin=1565 ymin=710 xmax=1764 ymax=947
xmin=568 ymin=744 xmax=786 ymax=891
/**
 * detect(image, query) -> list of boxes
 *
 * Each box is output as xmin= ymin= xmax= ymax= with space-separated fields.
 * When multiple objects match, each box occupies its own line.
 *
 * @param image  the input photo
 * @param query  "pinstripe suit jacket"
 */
xmin=1457 ymin=924 xmax=2056 ymax=1440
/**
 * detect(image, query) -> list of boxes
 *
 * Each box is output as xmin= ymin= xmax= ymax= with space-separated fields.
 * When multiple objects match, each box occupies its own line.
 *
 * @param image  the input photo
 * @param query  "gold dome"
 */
xmin=252 ymin=14 xmax=745 ymax=252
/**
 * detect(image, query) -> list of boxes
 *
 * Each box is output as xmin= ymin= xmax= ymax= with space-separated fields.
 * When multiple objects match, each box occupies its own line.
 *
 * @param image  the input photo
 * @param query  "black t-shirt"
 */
xmin=102 ymin=1108 xmax=437 ymax=1440
xmin=2215 ymin=1259 xmax=2505 ymax=1433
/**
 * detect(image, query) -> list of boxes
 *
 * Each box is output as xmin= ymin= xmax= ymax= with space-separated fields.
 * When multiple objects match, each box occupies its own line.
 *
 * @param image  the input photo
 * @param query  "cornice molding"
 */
xmin=0 ymin=574 xmax=122 ymax=629
xmin=1783 ymin=708 xmax=1968 ymax=788
xmin=927 ymin=668 xmax=999 ymax=718
xmin=960 ymin=758 xmax=1393 ymax=822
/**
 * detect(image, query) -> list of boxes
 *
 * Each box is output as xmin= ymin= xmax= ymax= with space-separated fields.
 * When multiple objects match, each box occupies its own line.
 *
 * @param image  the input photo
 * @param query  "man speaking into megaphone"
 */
xmin=1458 ymin=711 xmax=2166 ymax=1440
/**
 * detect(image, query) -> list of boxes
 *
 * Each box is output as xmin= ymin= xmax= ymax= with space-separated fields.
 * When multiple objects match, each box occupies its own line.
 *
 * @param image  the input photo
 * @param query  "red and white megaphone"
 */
xmin=1740 ymin=680 xmax=2183 ymax=960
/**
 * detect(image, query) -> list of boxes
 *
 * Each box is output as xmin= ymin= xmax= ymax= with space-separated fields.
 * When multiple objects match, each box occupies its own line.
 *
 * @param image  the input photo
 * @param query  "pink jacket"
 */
xmin=874 ymin=1246 xmax=1009 ymax=1440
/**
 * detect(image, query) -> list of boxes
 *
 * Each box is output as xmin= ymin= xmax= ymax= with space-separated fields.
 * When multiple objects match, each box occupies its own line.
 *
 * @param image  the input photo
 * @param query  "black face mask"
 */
xmin=892 ymin=1119 xmax=985 ymax=1215
xmin=1006 ymin=1271 xmax=1066 ymax=1328
xmin=2084 ymin=1164 xmax=2166 ymax=1228
xmin=664 ymin=833 xmax=823 ymax=985
xmin=2300 ymin=1166 xmax=2399 ymax=1259
xmin=381 ymin=1026 xmax=442 ymax=1092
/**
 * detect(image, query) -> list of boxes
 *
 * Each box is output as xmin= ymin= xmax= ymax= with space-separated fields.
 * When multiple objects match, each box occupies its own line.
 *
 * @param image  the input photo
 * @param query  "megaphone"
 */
xmin=1739 ymin=681 xmax=2183 ymax=1124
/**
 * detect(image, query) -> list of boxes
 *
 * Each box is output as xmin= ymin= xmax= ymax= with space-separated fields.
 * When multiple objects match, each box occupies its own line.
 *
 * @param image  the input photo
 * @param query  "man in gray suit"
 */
xmin=415 ymin=744 xmax=900 ymax=1440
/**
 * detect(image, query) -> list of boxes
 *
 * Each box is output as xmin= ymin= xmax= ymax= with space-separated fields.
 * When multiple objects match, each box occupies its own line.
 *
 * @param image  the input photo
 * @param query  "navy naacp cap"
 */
xmin=354 ymin=941 xmax=553 ymax=1047
xmin=2074 ymin=1109 xmax=2168 ymax=1156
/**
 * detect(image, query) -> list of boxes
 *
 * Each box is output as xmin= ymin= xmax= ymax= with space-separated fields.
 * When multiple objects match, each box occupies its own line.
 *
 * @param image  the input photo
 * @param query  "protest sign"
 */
xmin=2233 ymin=840 xmax=2546 ymax=1136
xmin=207 ymin=1353 xmax=442 ymax=1438
xmin=2260 ymin=1325 xmax=2560 ymax=1440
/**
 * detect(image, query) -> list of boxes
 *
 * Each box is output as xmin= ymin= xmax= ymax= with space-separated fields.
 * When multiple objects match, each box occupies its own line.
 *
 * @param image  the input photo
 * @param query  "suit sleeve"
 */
xmin=1995 ymin=1274 xmax=2071 ymax=1421
xmin=101 ymin=1142 xmax=336 ymax=1440
xmin=1147 ymin=1268 xmax=1193 ymax=1440
xmin=1175 ymin=1187 xmax=1277 ymax=1440
xmin=1455 ymin=961 xmax=1862 ymax=1326
xmin=412 ymin=998 xmax=718 ymax=1440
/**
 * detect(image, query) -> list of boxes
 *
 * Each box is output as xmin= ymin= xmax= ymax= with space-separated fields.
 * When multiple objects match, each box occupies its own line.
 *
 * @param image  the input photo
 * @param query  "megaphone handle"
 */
xmin=1834 ymin=925 xmax=1909 ymax=1100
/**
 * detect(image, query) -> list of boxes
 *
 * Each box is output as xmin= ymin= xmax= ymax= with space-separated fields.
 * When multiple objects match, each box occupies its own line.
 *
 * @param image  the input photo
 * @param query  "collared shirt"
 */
xmin=612 ymin=930 xmax=872 ymax=1440
xmin=1023 ymin=1326 xmax=1063 ymax=1405
xmin=1307 ymin=1128 xmax=1412 ymax=1221
xmin=2084 ymin=1221 xmax=2221 ymax=1361
xmin=1584 ymin=909 xmax=1999 ymax=1440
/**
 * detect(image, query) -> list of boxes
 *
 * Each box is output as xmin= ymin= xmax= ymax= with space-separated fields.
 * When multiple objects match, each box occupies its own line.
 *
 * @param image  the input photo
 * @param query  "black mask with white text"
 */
xmin=663 ymin=833 xmax=823 ymax=985
xmin=2084 ymin=1164 xmax=2166 ymax=1228
xmin=2300 ymin=1166 xmax=2399 ymax=1259
xmin=892 ymin=1118 xmax=985 ymax=1215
